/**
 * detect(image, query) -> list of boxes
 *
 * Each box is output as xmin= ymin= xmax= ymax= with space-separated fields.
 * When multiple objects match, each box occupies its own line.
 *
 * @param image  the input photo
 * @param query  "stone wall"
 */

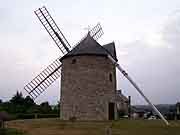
xmin=60 ymin=55 xmax=117 ymax=120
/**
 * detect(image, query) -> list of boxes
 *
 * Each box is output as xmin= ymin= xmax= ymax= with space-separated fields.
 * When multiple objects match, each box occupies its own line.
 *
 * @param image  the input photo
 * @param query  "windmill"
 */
xmin=24 ymin=6 xmax=169 ymax=125
xmin=24 ymin=6 xmax=103 ymax=100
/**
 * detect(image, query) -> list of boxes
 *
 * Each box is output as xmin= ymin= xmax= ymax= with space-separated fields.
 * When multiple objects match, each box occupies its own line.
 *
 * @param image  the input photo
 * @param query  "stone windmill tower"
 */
xmin=23 ymin=6 xmax=120 ymax=120
xmin=60 ymin=34 xmax=118 ymax=120
xmin=24 ymin=6 xmax=169 ymax=124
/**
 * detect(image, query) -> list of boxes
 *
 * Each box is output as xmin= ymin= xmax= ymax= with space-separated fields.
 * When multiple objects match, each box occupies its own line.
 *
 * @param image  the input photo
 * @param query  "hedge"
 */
xmin=37 ymin=114 xmax=59 ymax=118
xmin=12 ymin=113 xmax=59 ymax=120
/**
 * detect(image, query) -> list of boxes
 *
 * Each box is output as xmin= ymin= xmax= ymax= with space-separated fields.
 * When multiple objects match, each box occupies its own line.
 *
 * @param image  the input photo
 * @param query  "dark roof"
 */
xmin=60 ymin=34 xmax=117 ymax=61
xmin=103 ymin=42 xmax=117 ymax=61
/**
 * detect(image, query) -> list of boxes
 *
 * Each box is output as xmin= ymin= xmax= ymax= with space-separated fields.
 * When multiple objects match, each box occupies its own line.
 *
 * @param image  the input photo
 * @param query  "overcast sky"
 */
xmin=0 ymin=0 xmax=180 ymax=105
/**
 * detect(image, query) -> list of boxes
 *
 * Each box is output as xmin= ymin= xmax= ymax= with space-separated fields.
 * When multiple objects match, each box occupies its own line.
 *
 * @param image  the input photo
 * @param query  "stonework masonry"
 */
xmin=60 ymin=55 xmax=117 ymax=120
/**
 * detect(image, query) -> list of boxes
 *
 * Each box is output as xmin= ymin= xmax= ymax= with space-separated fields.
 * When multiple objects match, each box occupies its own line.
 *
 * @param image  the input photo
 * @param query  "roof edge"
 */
xmin=60 ymin=53 xmax=108 ymax=61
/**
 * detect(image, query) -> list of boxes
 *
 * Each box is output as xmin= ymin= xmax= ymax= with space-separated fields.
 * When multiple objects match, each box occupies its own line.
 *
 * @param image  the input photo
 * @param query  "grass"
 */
xmin=6 ymin=118 xmax=180 ymax=135
xmin=0 ymin=128 xmax=25 ymax=135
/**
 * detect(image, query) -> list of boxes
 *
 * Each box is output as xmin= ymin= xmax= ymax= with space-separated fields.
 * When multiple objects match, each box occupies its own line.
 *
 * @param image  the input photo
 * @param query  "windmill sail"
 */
xmin=25 ymin=6 xmax=104 ymax=100
xmin=24 ymin=57 xmax=62 ymax=100
xmin=89 ymin=23 xmax=104 ymax=40
xmin=73 ymin=23 xmax=104 ymax=49
xmin=34 ymin=6 xmax=71 ymax=54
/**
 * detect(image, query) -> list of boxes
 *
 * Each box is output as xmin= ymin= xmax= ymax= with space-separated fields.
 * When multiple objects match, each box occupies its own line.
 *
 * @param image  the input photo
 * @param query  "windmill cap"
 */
xmin=60 ymin=34 xmax=118 ymax=61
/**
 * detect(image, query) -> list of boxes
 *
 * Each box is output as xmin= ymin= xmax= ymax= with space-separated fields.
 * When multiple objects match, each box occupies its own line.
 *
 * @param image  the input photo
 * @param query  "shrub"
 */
xmin=13 ymin=114 xmax=35 ymax=119
xmin=37 ymin=114 xmax=59 ymax=118
xmin=12 ymin=113 xmax=59 ymax=120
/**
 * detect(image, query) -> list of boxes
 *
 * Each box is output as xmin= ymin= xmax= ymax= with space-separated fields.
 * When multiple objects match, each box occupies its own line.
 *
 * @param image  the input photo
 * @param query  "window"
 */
xmin=71 ymin=59 xmax=76 ymax=64
xmin=109 ymin=73 xmax=112 ymax=82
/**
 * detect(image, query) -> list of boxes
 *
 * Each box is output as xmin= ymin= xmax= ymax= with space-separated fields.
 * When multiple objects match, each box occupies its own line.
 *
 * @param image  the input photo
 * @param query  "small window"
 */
xmin=72 ymin=59 xmax=76 ymax=64
xmin=109 ymin=73 xmax=112 ymax=82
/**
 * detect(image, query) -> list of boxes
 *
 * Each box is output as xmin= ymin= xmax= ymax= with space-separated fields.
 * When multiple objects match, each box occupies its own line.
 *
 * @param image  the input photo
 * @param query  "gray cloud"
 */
xmin=117 ymin=14 xmax=180 ymax=105
xmin=0 ymin=0 xmax=180 ymax=105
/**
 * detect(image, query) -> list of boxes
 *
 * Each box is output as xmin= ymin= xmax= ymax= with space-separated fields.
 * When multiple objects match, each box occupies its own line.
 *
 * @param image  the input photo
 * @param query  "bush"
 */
xmin=37 ymin=114 xmax=59 ymax=118
xmin=117 ymin=110 xmax=126 ymax=118
xmin=12 ymin=113 xmax=59 ymax=120
xmin=13 ymin=114 xmax=35 ymax=119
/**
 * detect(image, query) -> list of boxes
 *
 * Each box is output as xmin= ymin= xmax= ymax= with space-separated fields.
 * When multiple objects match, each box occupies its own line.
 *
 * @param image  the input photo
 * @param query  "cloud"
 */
xmin=116 ymin=13 xmax=180 ymax=105
xmin=1 ymin=0 xmax=180 ymax=105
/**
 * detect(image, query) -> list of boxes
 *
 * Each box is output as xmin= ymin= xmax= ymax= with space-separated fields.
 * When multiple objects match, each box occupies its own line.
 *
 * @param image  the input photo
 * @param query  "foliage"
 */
xmin=10 ymin=91 xmax=24 ymax=105
xmin=0 ymin=91 xmax=60 ymax=120
xmin=36 ymin=114 xmax=59 ymax=118
xmin=13 ymin=114 xmax=35 ymax=120
xmin=51 ymin=101 xmax=60 ymax=114
xmin=12 ymin=113 xmax=59 ymax=120
xmin=39 ymin=102 xmax=52 ymax=114
xmin=24 ymin=96 xmax=35 ymax=107
xmin=117 ymin=110 xmax=126 ymax=118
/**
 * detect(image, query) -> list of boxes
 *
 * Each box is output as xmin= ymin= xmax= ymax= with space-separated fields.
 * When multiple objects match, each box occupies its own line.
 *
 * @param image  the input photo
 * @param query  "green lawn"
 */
xmin=6 ymin=118 xmax=180 ymax=135
xmin=0 ymin=128 xmax=25 ymax=135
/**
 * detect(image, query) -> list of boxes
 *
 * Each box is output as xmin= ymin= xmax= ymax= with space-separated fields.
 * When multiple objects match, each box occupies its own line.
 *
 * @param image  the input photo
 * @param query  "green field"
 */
xmin=0 ymin=128 xmax=25 ymax=135
xmin=6 ymin=118 xmax=180 ymax=135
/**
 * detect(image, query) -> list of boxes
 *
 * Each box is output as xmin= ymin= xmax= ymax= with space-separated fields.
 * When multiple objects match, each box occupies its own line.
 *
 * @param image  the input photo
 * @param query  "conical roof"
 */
xmin=60 ymin=34 xmax=117 ymax=61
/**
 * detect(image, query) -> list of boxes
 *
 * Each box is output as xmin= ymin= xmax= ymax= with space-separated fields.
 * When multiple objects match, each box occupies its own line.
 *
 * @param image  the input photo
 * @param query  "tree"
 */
xmin=0 ymin=102 xmax=9 ymax=112
xmin=0 ymin=99 xmax=2 ymax=104
xmin=24 ymin=96 xmax=35 ymax=107
xmin=26 ymin=105 xmax=40 ymax=114
xmin=52 ymin=101 xmax=60 ymax=114
xmin=40 ymin=102 xmax=52 ymax=114
xmin=9 ymin=91 xmax=26 ymax=113
xmin=10 ymin=91 xmax=24 ymax=105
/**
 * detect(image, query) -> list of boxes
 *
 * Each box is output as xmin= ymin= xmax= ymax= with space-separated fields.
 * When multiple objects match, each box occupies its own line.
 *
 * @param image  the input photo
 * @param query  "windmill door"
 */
xmin=108 ymin=102 xmax=115 ymax=120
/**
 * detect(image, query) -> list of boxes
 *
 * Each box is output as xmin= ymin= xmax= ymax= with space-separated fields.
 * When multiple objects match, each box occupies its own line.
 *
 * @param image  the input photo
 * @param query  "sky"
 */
xmin=0 ymin=0 xmax=180 ymax=105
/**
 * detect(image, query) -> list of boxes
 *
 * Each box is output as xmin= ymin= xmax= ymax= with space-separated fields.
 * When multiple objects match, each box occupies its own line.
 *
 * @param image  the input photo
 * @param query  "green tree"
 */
xmin=24 ymin=96 xmax=35 ymax=107
xmin=1 ymin=102 xmax=12 ymax=113
xmin=52 ymin=101 xmax=60 ymax=114
xmin=9 ymin=91 xmax=26 ymax=113
xmin=10 ymin=91 xmax=24 ymax=105
xmin=40 ymin=102 xmax=52 ymax=114
xmin=26 ymin=105 xmax=40 ymax=114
